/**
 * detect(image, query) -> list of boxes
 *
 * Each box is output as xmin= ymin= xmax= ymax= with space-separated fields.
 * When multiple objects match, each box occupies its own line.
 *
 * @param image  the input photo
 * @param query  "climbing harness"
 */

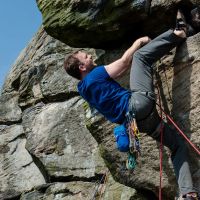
xmin=124 ymin=90 xmax=156 ymax=170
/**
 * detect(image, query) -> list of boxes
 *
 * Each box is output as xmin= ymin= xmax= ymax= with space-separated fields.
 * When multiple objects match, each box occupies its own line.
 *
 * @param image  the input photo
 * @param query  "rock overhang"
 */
xmin=36 ymin=0 xmax=194 ymax=49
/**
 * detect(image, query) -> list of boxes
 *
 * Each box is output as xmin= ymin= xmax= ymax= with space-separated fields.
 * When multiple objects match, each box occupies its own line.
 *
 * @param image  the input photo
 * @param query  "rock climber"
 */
xmin=64 ymin=9 xmax=199 ymax=200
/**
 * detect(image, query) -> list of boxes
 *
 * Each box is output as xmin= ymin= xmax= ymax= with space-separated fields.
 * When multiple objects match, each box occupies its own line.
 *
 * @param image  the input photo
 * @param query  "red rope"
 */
xmin=156 ymin=102 xmax=200 ymax=156
xmin=155 ymin=65 xmax=200 ymax=200
xmin=156 ymin=83 xmax=200 ymax=200
xmin=156 ymin=82 xmax=200 ymax=200
xmin=157 ymin=86 xmax=163 ymax=200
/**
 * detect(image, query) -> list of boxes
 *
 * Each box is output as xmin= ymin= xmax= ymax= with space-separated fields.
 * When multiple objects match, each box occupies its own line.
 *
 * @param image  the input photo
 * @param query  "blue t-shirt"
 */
xmin=78 ymin=66 xmax=131 ymax=124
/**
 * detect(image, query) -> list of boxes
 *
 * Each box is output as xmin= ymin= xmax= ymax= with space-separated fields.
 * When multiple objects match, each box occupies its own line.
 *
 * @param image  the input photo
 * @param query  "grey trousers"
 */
xmin=129 ymin=29 xmax=197 ymax=195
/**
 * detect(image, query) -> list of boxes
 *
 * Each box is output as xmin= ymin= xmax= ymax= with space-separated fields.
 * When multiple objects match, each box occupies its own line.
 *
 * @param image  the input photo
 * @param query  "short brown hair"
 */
xmin=64 ymin=51 xmax=81 ymax=80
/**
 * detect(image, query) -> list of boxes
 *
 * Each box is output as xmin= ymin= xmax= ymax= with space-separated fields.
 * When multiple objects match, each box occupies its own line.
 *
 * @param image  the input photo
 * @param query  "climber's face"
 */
xmin=75 ymin=51 xmax=97 ymax=73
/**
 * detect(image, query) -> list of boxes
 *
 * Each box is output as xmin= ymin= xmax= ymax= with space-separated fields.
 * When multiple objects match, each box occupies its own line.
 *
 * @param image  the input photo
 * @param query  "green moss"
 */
xmin=47 ymin=161 xmax=59 ymax=173
xmin=98 ymin=144 xmax=117 ymax=176
xmin=83 ymin=101 xmax=89 ymax=111
xmin=86 ymin=119 xmax=97 ymax=133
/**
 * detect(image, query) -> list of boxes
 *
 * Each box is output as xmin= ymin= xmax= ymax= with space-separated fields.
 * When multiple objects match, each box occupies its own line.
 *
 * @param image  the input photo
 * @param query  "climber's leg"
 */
xmin=130 ymin=29 xmax=184 ymax=92
xmin=150 ymin=120 xmax=197 ymax=196
xmin=129 ymin=29 xmax=185 ymax=123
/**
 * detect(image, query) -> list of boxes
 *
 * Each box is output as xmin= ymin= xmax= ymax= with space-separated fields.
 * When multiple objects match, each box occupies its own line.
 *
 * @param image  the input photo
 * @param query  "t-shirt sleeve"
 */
xmin=88 ymin=66 xmax=110 ymax=81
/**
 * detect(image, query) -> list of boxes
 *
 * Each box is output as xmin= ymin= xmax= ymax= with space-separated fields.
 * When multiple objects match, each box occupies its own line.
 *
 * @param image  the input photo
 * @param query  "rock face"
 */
xmin=0 ymin=125 xmax=46 ymax=199
xmin=0 ymin=1 xmax=200 ymax=200
xmin=36 ymin=0 xmax=197 ymax=48
xmin=0 ymin=28 xmax=143 ymax=200
xmin=22 ymin=98 xmax=104 ymax=179
xmin=0 ymin=92 xmax=22 ymax=124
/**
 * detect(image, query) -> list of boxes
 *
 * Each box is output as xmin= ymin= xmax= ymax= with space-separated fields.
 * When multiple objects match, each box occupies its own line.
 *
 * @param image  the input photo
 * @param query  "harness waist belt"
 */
xmin=127 ymin=90 xmax=156 ymax=122
xmin=132 ymin=90 xmax=156 ymax=101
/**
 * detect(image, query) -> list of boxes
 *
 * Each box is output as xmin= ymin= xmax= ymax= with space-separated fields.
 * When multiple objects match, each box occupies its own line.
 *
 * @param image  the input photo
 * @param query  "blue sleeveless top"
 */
xmin=77 ymin=66 xmax=131 ymax=124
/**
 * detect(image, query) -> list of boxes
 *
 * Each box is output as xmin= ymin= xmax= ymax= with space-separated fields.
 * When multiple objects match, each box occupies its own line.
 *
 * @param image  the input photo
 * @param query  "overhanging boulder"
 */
xmin=36 ymin=0 xmax=195 ymax=48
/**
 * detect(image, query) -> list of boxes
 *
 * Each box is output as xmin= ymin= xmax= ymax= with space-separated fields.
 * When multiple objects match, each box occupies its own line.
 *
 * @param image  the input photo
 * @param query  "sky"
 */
xmin=0 ymin=0 xmax=42 ymax=91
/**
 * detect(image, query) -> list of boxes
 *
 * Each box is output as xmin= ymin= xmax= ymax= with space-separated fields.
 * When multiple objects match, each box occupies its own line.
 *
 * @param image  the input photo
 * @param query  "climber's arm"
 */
xmin=105 ymin=36 xmax=151 ymax=79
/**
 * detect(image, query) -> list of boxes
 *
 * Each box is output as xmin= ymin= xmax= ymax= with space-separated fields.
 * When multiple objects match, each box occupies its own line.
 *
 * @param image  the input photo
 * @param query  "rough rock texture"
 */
xmin=0 ymin=28 xmax=141 ymax=200
xmin=0 ymin=92 xmax=22 ymax=124
xmin=0 ymin=1 xmax=200 ymax=199
xmin=156 ymin=34 xmax=200 ymax=191
xmin=36 ymin=0 xmax=199 ymax=48
xmin=20 ymin=176 xmax=145 ymax=200
xmin=0 ymin=125 xmax=45 ymax=200
xmin=2 ymin=28 xmax=78 ymax=108
xmin=22 ymin=98 xmax=105 ymax=179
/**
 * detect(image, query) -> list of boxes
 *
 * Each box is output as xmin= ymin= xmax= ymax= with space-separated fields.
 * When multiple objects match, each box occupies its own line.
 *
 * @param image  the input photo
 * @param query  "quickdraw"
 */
xmin=126 ymin=112 xmax=141 ymax=170
xmin=126 ymin=151 xmax=137 ymax=170
xmin=129 ymin=118 xmax=141 ymax=153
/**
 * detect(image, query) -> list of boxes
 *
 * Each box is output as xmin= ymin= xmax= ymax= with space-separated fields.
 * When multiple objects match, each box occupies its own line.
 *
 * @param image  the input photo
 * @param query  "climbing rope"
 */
xmin=99 ymin=170 xmax=109 ymax=199
xmin=156 ymin=84 xmax=164 ymax=200
xmin=156 ymin=101 xmax=200 ymax=156
xmin=91 ymin=170 xmax=109 ymax=200
xmin=156 ymin=90 xmax=200 ymax=200
xmin=155 ymin=64 xmax=200 ymax=200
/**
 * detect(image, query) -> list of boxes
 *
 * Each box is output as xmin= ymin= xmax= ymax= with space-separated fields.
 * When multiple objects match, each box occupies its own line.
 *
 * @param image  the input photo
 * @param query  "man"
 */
xmin=64 ymin=10 xmax=199 ymax=200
